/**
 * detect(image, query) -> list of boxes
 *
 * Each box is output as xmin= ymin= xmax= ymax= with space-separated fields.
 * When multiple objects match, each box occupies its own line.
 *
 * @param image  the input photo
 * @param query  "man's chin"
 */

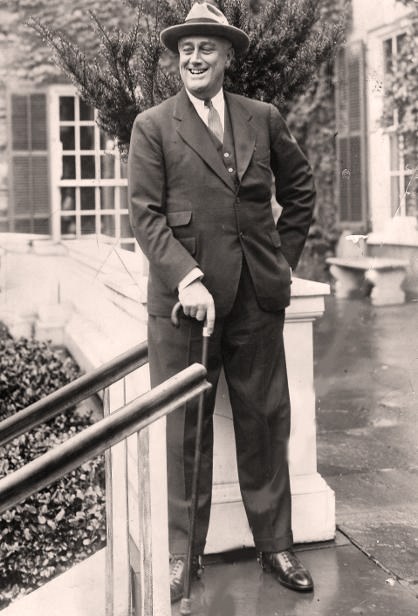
xmin=188 ymin=86 xmax=210 ymax=99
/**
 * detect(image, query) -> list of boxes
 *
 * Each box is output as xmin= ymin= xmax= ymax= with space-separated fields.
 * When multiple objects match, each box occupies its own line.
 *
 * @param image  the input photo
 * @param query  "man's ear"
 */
xmin=225 ymin=46 xmax=235 ymax=68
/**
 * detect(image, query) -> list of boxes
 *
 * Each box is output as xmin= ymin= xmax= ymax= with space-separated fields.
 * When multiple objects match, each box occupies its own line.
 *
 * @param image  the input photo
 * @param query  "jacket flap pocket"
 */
xmin=167 ymin=210 xmax=192 ymax=227
xmin=270 ymin=230 xmax=282 ymax=247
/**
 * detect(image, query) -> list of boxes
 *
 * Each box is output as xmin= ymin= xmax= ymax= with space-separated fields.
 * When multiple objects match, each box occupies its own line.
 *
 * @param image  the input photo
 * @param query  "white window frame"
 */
xmin=48 ymin=85 xmax=137 ymax=250
xmin=380 ymin=27 xmax=417 ymax=218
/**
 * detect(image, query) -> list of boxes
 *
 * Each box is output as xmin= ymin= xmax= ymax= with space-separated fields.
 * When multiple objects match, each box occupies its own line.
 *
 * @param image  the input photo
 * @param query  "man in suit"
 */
xmin=128 ymin=2 xmax=316 ymax=603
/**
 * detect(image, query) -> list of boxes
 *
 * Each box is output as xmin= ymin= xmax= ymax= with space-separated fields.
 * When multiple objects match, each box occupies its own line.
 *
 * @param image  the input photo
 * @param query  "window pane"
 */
xmin=389 ymin=134 xmax=399 ymax=171
xmin=100 ymin=215 xmax=115 ymax=236
xmin=101 ymin=154 xmax=115 ymax=179
xmin=396 ymin=33 xmax=407 ymax=55
xmin=120 ymin=214 xmax=133 ymax=239
xmin=62 ymin=155 xmax=76 ymax=179
xmin=80 ymin=126 xmax=95 ymax=150
xmin=61 ymin=215 xmax=76 ymax=235
xmin=61 ymin=187 xmax=76 ymax=211
xmin=390 ymin=176 xmax=400 ymax=216
xmin=60 ymin=96 xmax=75 ymax=121
xmin=403 ymin=134 xmax=416 ymax=170
xmin=100 ymin=186 xmax=115 ymax=209
xmin=80 ymin=187 xmax=95 ymax=210
xmin=81 ymin=215 xmax=97 ymax=234
xmin=81 ymin=155 xmax=96 ymax=179
xmin=405 ymin=175 xmax=417 ymax=216
xmin=120 ymin=187 xmax=128 ymax=210
xmin=60 ymin=126 xmax=75 ymax=150
xmin=100 ymin=131 xmax=115 ymax=151
xmin=383 ymin=38 xmax=393 ymax=74
xmin=79 ymin=99 xmax=95 ymax=121
xmin=120 ymin=161 xmax=128 ymax=179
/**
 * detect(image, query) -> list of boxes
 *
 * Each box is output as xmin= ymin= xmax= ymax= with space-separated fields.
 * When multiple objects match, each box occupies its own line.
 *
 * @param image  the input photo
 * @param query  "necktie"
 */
xmin=204 ymin=99 xmax=223 ymax=143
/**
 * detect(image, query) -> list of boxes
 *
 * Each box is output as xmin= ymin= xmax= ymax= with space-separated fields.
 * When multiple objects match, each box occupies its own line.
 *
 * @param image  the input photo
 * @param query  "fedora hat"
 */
xmin=160 ymin=2 xmax=250 ymax=55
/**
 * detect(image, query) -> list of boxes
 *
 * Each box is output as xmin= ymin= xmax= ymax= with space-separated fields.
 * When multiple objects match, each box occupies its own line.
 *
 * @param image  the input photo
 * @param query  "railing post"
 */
xmin=104 ymin=382 xmax=131 ymax=616
xmin=106 ymin=364 xmax=170 ymax=616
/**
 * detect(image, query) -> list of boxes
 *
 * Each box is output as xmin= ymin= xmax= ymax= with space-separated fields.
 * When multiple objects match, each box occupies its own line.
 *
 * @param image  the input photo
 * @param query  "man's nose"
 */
xmin=190 ymin=49 xmax=202 ymax=63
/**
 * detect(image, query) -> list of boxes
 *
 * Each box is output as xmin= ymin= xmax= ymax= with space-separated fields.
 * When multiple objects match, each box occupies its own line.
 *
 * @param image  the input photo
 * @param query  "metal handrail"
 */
xmin=0 ymin=341 xmax=149 ymax=447
xmin=0 ymin=363 xmax=210 ymax=515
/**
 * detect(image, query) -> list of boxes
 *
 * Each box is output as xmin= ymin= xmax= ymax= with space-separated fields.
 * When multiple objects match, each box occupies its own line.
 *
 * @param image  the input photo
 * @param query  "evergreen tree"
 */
xmin=30 ymin=0 xmax=344 ymax=157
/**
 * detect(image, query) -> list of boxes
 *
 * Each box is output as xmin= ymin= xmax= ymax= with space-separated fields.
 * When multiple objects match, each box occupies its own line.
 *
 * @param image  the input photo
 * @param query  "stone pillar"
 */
xmin=206 ymin=277 xmax=334 ymax=552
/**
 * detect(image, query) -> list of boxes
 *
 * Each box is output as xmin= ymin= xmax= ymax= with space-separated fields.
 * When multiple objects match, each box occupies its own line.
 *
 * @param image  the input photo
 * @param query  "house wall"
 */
xmin=349 ymin=0 xmax=410 ymax=39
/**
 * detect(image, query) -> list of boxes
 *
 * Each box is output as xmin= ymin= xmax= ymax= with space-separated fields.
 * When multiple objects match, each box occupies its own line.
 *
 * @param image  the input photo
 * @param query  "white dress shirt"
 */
xmin=185 ymin=87 xmax=225 ymax=132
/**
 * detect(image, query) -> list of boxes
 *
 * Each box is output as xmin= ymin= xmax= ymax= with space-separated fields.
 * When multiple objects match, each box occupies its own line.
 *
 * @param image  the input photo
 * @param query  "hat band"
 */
xmin=184 ymin=17 xmax=228 ymax=25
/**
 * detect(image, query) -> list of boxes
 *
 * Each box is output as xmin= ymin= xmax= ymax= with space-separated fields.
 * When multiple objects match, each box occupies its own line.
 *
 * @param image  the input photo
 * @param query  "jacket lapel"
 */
xmin=225 ymin=92 xmax=256 ymax=184
xmin=173 ymin=89 xmax=236 ymax=192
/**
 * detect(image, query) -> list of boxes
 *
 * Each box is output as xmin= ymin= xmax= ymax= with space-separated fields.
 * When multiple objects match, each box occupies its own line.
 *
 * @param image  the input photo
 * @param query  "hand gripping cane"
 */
xmin=171 ymin=301 xmax=211 ymax=615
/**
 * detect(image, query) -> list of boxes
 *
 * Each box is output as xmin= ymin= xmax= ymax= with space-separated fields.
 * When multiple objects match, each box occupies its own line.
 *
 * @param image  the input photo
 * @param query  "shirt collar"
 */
xmin=185 ymin=87 xmax=225 ymax=126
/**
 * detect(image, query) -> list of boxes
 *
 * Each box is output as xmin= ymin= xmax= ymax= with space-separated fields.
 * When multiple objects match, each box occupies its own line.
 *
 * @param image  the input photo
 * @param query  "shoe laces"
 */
xmin=277 ymin=550 xmax=299 ymax=571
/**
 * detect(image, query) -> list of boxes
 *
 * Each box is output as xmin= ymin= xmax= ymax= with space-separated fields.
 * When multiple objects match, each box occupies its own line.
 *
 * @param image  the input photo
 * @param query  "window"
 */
xmin=54 ymin=92 xmax=135 ymax=251
xmin=389 ymin=133 xmax=417 ymax=217
xmin=383 ymin=32 xmax=417 ymax=217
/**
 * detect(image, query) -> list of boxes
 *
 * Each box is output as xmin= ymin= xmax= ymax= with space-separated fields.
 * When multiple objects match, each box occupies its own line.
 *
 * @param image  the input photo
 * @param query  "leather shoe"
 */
xmin=169 ymin=554 xmax=203 ymax=603
xmin=259 ymin=550 xmax=314 ymax=592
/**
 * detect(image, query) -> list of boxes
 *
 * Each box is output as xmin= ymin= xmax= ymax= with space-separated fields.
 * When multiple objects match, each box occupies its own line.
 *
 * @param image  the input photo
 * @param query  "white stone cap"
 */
xmin=291 ymin=277 xmax=330 ymax=298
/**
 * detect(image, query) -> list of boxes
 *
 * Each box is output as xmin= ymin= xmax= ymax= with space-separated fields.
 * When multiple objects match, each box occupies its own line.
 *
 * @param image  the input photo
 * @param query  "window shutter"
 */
xmin=9 ymin=92 xmax=50 ymax=233
xmin=335 ymin=42 xmax=368 ymax=227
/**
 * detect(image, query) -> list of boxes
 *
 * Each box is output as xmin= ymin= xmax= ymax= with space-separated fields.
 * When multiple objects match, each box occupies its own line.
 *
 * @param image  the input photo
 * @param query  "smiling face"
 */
xmin=178 ymin=36 xmax=234 ymax=100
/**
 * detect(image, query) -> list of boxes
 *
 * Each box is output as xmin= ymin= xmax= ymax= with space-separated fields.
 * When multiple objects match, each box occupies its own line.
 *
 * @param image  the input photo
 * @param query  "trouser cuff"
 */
xmin=254 ymin=531 xmax=294 ymax=553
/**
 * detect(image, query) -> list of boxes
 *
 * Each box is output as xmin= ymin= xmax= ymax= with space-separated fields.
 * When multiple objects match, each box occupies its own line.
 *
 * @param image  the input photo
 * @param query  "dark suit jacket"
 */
xmin=128 ymin=88 xmax=315 ymax=317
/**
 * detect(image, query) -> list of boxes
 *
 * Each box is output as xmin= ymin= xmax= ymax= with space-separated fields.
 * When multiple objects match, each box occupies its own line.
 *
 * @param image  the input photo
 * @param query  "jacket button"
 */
xmin=228 ymin=167 xmax=234 ymax=173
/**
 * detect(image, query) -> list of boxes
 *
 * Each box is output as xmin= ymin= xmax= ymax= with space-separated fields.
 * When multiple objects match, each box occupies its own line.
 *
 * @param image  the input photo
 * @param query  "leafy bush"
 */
xmin=0 ymin=326 xmax=106 ymax=609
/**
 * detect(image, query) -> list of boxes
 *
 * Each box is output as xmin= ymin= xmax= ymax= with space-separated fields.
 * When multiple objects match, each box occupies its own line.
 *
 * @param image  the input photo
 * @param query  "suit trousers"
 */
xmin=147 ymin=260 xmax=293 ymax=556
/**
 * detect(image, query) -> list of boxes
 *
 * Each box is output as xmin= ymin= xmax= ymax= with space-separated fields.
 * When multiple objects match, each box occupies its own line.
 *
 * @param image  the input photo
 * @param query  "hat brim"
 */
xmin=160 ymin=22 xmax=250 ymax=55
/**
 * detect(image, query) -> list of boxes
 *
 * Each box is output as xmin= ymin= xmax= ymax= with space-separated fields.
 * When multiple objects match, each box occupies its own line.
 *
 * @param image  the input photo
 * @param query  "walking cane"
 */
xmin=171 ymin=301 xmax=211 ymax=615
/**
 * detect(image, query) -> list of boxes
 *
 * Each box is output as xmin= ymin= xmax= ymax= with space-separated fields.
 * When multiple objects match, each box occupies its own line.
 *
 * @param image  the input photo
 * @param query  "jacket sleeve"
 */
xmin=128 ymin=112 xmax=199 ymax=291
xmin=269 ymin=104 xmax=316 ymax=270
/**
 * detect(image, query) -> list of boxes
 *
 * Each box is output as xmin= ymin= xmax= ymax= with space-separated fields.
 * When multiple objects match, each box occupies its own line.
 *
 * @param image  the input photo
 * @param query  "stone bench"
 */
xmin=326 ymin=257 xmax=409 ymax=306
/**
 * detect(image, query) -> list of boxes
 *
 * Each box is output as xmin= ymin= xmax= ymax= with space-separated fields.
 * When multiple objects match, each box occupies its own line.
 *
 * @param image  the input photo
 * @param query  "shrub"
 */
xmin=0 ymin=327 xmax=106 ymax=609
